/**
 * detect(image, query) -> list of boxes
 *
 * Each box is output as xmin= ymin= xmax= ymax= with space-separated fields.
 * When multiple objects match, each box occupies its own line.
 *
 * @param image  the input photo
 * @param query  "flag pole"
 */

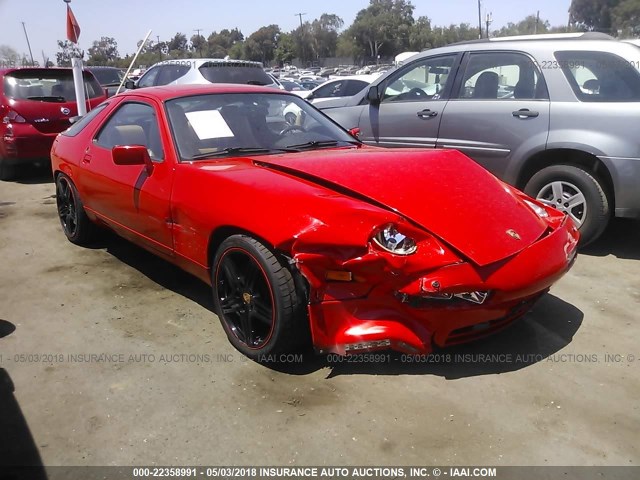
xmin=116 ymin=30 xmax=153 ymax=95
xmin=64 ymin=0 xmax=87 ymax=115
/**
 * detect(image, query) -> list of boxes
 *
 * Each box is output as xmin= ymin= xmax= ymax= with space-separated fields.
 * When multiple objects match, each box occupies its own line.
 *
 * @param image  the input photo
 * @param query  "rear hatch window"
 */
xmin=4 ymin=69 xmax=104 ymax=102
xmin=198 ymin=62 xmax=274 ymax=86
xmin=555 ymin=51 xmax=640 ymax=102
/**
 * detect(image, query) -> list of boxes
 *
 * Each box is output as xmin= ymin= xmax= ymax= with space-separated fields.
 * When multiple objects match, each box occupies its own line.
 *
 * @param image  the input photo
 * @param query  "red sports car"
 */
xmin=51 ymin=84 xmax=579 ymax=361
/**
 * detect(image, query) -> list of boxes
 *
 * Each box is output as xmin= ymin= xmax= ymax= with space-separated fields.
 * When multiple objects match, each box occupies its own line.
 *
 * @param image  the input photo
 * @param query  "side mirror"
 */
xmin=367 ymin=85 xmax=382 ymax=104
xmin=112 ymin=145 xmax=153 ymax=174
xmin=124 ymin=80 xmax=136 ymax=90
xmin=348 ymin=127 xmax=361 ymax=138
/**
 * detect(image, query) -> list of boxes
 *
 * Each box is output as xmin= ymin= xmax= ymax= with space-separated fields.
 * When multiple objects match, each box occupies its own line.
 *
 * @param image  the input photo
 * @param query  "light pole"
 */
xmin=477 ymin=0 xmax=482 ymax=39
xmin=21 ymin=22 xmax=35 ymax=66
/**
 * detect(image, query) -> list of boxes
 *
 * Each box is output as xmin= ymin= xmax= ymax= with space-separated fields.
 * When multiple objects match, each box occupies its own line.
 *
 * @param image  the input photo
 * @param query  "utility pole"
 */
xmin=535 ymin=10 xmax=540 ymax=34
xmin=485 ymin=12 xmax=493 ymax=39
xmin=156 ymin=35 xmax=161 ymax=61
xmin=477 ymin=0 xmax=483 ymax=39
xmin=194 ymin=28 xmax=203 ymax=57
xmin=21 ymin=22 xmax=35 ymax=66
xmin=295 ymin=12 xmax=306 ymax=29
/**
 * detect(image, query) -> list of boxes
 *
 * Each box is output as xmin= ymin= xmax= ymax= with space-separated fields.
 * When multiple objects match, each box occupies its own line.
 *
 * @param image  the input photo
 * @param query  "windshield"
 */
xmin=88 ymin=68 xmax=123 ymax=85
xmin=165 ymin=92 xmax=358 ymax=161
xmin=4 ymin=69 xmax=104 ymax=102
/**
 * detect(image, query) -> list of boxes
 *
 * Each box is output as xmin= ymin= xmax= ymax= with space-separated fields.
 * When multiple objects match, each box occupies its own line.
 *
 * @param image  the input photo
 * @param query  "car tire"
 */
xmin=524 ymin=165 xmax=610 ymax=246
xmin=55 ymin=174 xmax=100 ymax=246
xmin=0 ymin=157 xmax=17 ymax=181
xmin=212 ymin=234 xmax=309 ymax=361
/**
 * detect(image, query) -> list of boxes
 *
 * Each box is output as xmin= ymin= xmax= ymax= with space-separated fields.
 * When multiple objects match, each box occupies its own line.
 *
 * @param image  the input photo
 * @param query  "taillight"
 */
xmin=3 ymin=109 xmax=27 ymax=124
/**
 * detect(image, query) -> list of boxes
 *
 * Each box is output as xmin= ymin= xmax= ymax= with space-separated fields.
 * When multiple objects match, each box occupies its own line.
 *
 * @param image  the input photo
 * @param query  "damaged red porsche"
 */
xmin=51 ymin=84 xmax=579 ymax=360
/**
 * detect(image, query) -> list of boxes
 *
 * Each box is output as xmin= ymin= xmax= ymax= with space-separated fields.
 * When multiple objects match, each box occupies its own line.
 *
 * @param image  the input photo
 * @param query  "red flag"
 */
xmin=66 ymin=5 xmax=81 ymax=43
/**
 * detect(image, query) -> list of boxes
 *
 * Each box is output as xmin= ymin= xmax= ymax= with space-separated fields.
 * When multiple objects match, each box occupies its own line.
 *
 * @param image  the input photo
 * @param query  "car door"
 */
xmin=81 ymin=99 xmax=174 ymax=256
xmin=436 ymin=51 xmax=550 ymax=181
xmin=356 ymin=54 xmax=460 ymax=148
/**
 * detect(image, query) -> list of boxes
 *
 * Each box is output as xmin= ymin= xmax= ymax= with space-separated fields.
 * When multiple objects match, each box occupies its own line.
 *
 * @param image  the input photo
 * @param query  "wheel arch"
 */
xmin=207 ymin=225 xmax=310 ymax=303
xmin=516 ymin=148 xmax=615 ymax=206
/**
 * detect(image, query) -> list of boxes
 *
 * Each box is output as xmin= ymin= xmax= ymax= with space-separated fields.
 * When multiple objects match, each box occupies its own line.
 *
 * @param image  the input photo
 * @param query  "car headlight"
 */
xmin=524 ymin=199 xmax=549 ymax=218
xmin=372 ymin=225 xmax=417 ymax=255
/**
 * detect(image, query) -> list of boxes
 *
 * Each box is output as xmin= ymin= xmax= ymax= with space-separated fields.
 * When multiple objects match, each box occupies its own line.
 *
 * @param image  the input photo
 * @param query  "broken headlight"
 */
xmin=372 ymin=225 xmax=417 ymax=255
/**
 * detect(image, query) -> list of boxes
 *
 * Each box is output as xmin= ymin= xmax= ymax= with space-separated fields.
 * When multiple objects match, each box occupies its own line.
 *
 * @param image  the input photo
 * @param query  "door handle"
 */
xmin=417 ymin=109 xmax=438 ymax=118
xmin=512 ymin=109 xmax=539 ymax=118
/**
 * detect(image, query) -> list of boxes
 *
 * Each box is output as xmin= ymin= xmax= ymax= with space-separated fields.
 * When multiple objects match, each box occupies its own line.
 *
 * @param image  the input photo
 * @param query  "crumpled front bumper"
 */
xmin=303 ymin=217 xmax=579 ymax=355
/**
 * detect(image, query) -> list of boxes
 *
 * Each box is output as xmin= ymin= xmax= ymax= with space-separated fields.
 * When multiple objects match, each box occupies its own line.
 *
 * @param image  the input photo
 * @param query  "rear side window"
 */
xmin=555 ymin=50 xmax=640 ymax=102
xmin=155 ymin=65 xmax=190 ymax=85
xmin=343 ymin=80 xmax=369 ymax=96
xmin=458 ymin=52 xmax=547 ymax=100
xmin=198 ymin=63 xmax=272 ymax=85
xmin=3 ymin=69 xmax=103 ymax=101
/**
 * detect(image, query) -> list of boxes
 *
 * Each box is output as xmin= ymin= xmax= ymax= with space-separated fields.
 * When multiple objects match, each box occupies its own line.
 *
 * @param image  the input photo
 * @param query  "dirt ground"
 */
xmin=0 ymin=168 xmax=639 ymax=470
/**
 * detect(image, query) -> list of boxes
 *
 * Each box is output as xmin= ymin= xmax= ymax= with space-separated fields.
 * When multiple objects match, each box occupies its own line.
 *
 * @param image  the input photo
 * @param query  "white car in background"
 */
xmin=283 ymin=74 xmax=377 ymax=124
xmin=124 ymin=58 xmax=279 ymax=90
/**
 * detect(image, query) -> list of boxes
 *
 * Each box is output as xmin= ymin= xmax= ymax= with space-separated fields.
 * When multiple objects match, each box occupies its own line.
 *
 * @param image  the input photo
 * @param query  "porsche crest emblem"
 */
xmin=506 ymin=229 xmax=521 ymax=240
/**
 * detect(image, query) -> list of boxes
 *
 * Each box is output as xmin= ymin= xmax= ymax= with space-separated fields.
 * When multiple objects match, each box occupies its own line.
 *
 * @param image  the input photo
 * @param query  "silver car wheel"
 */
xmin=536 ymin=181 xmax=587 ymax=226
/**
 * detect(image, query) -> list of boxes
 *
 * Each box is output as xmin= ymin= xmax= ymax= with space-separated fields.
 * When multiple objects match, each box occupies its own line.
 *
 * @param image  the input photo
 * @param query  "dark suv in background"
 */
xmin=326 ymin=33 xmax=640 ymax=245
xmin=0 ymin=67 xmax=105 ymax=180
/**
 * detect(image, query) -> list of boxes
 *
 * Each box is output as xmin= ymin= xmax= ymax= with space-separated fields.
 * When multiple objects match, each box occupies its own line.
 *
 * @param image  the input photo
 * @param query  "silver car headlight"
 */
xmin=372 ymin=225 xmax=417 ymax=255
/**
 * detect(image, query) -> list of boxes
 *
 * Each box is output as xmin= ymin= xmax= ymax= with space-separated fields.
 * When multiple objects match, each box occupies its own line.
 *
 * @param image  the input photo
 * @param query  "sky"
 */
xmin=1 ymin=0 xmax=573 ymax=61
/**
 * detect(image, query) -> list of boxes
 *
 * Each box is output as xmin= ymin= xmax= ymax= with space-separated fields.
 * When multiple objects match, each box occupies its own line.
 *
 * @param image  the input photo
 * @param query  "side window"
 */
xmin=555 ymin=50 xmax=640 ymax=102
xmin=136 ymin=67 xmax=159 ymax=88
xmin=459 ymin=52 xmax=546 ymax=100
xmin=95 ymin=102 xmax=164 ymax=161
xmin=63 ymin=103 xmax=109 ymax=137
xmin=155 ymin=65 xmax=190 ymax=85
xmin=382 ymin=55 xmax=456 ymax=103
xmin=343 ymin=80 xmax=369 ymax=97
xmin=313 ymin=81 xmax=344 ymax=98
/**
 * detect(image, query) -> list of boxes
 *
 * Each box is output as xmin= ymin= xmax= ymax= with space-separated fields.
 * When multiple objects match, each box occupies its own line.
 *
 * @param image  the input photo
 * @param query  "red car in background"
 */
xmin=50 ymin=84 xmax=579 ymax=361
xmin=0 ymin=67 xmax=105 ymax=180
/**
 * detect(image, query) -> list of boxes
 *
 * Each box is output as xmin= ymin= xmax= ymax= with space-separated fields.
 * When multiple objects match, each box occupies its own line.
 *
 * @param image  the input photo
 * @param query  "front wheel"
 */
xmin=524 ymin=165 xmax=610 ymax=246
xmin=56 ymin=174 xmax=100 ymax=245
xmin=212 ymin=235 xmax=309 ymax=361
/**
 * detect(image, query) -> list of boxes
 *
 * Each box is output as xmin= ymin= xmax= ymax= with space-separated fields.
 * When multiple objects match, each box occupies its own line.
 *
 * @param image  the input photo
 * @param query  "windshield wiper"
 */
xmin=285 ymin=139 xmax=359 ymax=150
xmin=190 ymin=147 xmax=275 ymax=160
xmin=27 ymin=95 xmax=66 ymax=102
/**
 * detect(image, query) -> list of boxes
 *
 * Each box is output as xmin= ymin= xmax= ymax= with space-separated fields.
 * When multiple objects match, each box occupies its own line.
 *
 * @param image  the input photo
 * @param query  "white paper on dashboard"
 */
xmin=185 ymin=110 xmax=234 ymax=139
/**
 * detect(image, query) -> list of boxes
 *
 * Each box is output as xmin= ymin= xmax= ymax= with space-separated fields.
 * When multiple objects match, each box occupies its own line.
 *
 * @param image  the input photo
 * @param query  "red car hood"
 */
xmin=256 ymin=148 xmax=547 ymax=266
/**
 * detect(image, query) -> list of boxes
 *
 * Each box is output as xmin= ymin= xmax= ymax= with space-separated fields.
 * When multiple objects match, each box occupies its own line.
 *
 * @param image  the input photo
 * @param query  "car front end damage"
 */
xmin=284 ymin=210 xmax=579 ymax=356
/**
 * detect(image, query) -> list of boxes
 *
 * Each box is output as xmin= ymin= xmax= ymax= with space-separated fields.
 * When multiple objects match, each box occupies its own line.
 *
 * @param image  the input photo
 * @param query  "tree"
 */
xmin=612 ymin=0 xmax=640 ymax=36
xmin=167 ymin=32 xmax=189 ymax=54
xmin=56 ymin=40 xmax=83 ymax=67
xmin=190 ymin=34 xmax=206 ymax=57
xmin=348 ymin=0 xmax=415 ymax=62
xmin=274 ymin=33 xmax=296 ymax=65
xmin=244 ymin=25 xmax=280 ymax=64
xmin=291 ymin=24 xmax=314 ymax=64
xmin=207 ymin=29 xmax=244 ymax=58
xmin=494 ymin=14 xmax=551 ymax=37
xmin=310 ymin=14 xmax=344 ymax=59
xmin=569 ymin=0 xmax=619 ymax=33
xmin=0 ymin=45 xmax=20 ymax=67
xmin=87 ymin=36 xmax=119 ymax=65
xmin=409 ymin=16 xmax=433 ymax=50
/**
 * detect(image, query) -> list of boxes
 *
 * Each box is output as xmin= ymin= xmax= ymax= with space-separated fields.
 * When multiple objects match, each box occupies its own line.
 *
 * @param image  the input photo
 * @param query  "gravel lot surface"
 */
xmin=1 ymin=169 xmax=638 ymax=471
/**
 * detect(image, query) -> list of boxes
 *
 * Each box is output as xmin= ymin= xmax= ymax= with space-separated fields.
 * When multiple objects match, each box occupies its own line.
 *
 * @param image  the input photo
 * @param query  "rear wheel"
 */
xmin=0 ymin=157 xmax=17 ymax=181
xmin=212 ymin=235 xmax=309 ymax=361
xmin=524 ymin=165 xmax=610 ymax=246
xmin=56 ymin=174 xmax=100 ymax=245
